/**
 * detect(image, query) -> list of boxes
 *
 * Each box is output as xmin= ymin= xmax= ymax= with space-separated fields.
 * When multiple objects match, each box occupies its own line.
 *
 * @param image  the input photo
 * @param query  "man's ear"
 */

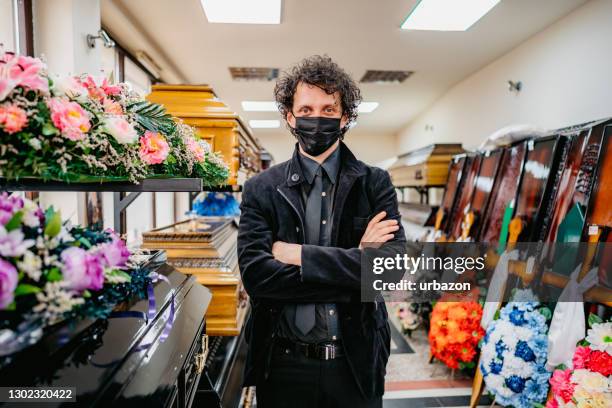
xmin=287 ymin=111 xmax=296 ymax=128
xmin=340 ymin=114 xmax=349 ymax=129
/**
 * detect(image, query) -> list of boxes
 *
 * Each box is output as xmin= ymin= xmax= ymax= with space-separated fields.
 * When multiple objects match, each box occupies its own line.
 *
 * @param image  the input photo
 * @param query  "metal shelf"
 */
xmin=0 ymin=177 xmax=203 ymax=192
xmin=0 ymin=177 xmax=207 ymax=235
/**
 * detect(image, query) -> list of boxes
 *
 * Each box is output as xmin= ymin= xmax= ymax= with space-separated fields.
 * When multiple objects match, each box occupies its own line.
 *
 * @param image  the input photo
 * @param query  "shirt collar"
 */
xmin=298 ymin=145 xmax=341 ymax=185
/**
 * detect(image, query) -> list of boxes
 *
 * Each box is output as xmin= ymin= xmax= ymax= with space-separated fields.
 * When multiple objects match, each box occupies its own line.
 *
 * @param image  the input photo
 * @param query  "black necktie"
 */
xmin=295 ymin=167 xmax=323 ymax=335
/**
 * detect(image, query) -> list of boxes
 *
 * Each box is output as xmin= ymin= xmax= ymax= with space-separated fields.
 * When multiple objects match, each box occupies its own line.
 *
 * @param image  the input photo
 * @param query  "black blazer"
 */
xmin=237 ymin=142 xmax=406 ymax=398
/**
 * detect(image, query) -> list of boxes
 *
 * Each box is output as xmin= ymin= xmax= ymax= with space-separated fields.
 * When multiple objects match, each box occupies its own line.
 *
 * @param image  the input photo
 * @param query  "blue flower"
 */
xmin=481 ymin=302 xmax=550 ymax=408
xmin=495 ymin=340 xmax=508 ymax=356
xmin=515 ymin=340 xmax=536 ymax=362
xmin=488 ymin=359 xmax=503 ymax=374
xmin=505 ymin=375 xmax=526 ymax=393
xmin=508 ymin=308 xmax=527 ymax=326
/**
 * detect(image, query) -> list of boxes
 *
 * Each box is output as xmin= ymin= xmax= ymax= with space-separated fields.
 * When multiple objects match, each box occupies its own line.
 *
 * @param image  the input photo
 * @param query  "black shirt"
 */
xmin=276 ymin=145 xmax=341 ymax=343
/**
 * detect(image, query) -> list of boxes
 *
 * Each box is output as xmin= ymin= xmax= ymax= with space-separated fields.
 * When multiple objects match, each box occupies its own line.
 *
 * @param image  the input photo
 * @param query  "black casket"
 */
xmin=0 ymin=252 xmax=213 ymax=408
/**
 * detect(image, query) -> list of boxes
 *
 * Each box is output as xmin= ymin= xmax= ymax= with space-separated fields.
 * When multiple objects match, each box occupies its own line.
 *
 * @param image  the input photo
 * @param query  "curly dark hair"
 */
xmin=274 ymin=55 xmax=362 ymax=129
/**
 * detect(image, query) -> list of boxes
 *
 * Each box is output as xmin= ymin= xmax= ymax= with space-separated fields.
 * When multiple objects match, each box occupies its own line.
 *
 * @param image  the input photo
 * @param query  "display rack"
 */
xmin=0 ymin=177 xmax=210 ymax=235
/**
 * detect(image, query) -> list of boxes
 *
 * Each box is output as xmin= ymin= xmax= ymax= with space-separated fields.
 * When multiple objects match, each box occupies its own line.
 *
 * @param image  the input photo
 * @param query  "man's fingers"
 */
xmin=368 ymin=219 xmax=398 ymax=234
xmin=367 ymin=211 xmax=387 ymax=228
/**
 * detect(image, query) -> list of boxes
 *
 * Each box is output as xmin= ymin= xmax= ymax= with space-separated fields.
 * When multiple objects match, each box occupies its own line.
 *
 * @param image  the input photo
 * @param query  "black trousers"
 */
xmin=255 ymin=342 xmax=382 ymax=408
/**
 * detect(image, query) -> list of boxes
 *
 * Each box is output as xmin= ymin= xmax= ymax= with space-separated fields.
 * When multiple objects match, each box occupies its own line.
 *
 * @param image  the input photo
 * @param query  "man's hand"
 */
xmin=272 ymin=241 xmax=302 ymax=266
xmin=359 ymin=211 xmax=399 ymax=249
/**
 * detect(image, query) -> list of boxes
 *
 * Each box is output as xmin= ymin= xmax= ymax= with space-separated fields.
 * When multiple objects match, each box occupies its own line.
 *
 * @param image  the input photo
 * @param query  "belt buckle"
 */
xmin=322 ymin=344 xmax=335 ymax=360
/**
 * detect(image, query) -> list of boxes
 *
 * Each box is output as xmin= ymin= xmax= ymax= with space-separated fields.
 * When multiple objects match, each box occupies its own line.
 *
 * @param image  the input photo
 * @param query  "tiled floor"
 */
xmin=382 ymin=314 xmax=499 ymax=407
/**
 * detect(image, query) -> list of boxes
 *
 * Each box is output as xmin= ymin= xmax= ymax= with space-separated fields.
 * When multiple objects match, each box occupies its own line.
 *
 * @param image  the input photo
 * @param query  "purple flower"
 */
xmin=0 ymin=226 xmax=35 ymax=257
xmin=98 ymin=237 xmax=130 ymax=268
xmin=0 ymin=258 xmax=18 ymax=309
xmin=61 ymin=247 xmax=104 ymax=292
xmin=0 ymin=193 xmax=24 ymax=225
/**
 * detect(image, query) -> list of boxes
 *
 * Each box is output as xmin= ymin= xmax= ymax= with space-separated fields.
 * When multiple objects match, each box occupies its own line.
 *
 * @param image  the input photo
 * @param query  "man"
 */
xmin=237 ymin=55 xmax=406 ymax=407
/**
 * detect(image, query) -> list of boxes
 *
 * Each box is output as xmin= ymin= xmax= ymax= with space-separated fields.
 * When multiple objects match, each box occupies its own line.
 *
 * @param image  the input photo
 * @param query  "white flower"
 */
xmin=0 ymin=226 xmax=35 ymax=257
xmin=571 ymin=369 xmax=610 ymax=393
xmin=28 ymin=138 xmax=42 ymax=150
xmin=52 ymin=75 xmax=88 ymax=102
xmin=101 ymin=116 xmax=138 ymax=144
xmin=17 ymin=250 xmax=43 ymax=281
xmin=585 ymin=322 xmax=612 ymax=353
xmin=21 ymin=199 xmax=41 ymax=228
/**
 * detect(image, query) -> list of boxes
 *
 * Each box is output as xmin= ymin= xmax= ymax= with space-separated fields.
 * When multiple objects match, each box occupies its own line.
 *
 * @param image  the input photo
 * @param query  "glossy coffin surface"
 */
xmin=0 ymin=257 xmax=212 ymax=408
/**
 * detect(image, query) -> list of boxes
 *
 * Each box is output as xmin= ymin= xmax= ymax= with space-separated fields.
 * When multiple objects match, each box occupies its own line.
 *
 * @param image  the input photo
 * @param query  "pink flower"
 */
xmin=0 ymin=192 xmax=24 ymax=225
xmin=139 ymin=131 xmax=169 ymax=165
xmin=100 ymin=78 xmax=121 ymax=96
xmin=0 ymin=258 xmax=18 ymax=309
xmin=102 ymin=116 xmax=138 ymax=144
xmin=572 ymin=345 xmax=591 ymax=369
xmin=0 ymin=52 xmax=48 ymax=100
xmin=103 ymin=98 xmax=123 ymax=115
xmin=0 ymin=104 xmax=28 ymax=133
xmin=61 ymin=246 xmax=104 ymax=292
xmin=97 ymin=236 xmax=130 ymax=268
xmin=550 ymin=368 xmax=576 ymax=403
xmin=48 ymin=97 xmax=91 ymax=141
xmin=186 ymin=136 xmax=210 ymax=162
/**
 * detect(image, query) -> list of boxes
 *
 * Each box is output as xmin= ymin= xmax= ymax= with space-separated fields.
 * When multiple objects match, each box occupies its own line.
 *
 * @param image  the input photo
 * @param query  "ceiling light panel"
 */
xmin=401 ymin=0 xmax=500 ymax=31
xmin=358 ymin=102 xmax=379 ymax=113
xmin=249 ymin=120 xmax=280 ymax=129
xmin=200 ymin=0 xmax=282 ymax=24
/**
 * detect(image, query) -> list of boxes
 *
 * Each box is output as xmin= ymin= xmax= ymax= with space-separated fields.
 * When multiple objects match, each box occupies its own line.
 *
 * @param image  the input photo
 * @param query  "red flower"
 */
xmin=585 ymin=349 xmax=612 ymax=376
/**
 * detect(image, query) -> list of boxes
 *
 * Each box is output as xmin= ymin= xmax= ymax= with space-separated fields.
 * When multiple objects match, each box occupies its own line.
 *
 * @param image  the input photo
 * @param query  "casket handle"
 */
xmin=195 ymin=334 xmax=209 ymax=374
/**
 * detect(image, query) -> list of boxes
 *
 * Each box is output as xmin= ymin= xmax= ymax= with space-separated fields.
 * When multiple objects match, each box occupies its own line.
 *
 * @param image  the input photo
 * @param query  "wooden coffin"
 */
xmin=388 ymin=144 xmax=465 ymax=188
xmin=433 ymin=154 xmax=470 ymax=239
xmin=478 ymin=142 xmax=528 ymax=242
xmin=142 ymin=218 xmax=247 ymax=336
xmin=459 ymin=149 xmax=504 ymax=241
xmin=147 ymin=85 xmax=263 ymax=186
xmin=448 ymin=153 xmax=482 ymax=240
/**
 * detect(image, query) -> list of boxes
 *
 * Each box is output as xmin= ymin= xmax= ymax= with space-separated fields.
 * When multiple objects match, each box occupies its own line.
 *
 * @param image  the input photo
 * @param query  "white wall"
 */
xmin=33 ymin=0 xmax=102 ymax=226
xmin=258 ymin=131 xmax=399 ymax=166
xmin=396 ymin=0 xmax=612 ymax=153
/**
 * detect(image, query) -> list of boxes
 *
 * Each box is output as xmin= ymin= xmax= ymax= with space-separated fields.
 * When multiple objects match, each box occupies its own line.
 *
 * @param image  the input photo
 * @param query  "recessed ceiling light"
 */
xmin=401 ymin=0 xmax=500 ymax=31
xmin=358 ymin=102 xmax=379 ymax=113
xmin=249 ymin=120 xmax=280 ymax=129
xmin=200 ymin=0 xmax=281 ymax=24
xmin=242 ymin=101 xmax=278 ymax=112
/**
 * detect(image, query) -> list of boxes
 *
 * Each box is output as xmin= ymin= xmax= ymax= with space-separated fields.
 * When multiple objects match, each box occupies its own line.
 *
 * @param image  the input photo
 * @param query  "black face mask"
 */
xmin=290 ymin=116 xmax=343 ymax=156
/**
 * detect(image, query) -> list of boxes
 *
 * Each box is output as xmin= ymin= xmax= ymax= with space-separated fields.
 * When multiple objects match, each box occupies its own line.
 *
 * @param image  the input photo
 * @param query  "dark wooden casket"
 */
xmin=0 ymin=252 xmax=213 ymax=408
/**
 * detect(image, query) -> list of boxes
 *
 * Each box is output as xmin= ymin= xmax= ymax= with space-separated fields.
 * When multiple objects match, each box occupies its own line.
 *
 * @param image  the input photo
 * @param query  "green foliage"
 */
xmin=588 ymin=313 xmax=603 ymax=328
xmin=14 ymin=284 xmax=42 ymax=296
xmin=127 ymin=100 xmax=176 ymax=136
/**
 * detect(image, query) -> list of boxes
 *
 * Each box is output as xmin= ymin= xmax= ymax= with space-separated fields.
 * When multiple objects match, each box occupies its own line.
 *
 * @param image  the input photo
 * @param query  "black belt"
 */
xmin=275 ymin=337 xmax=344 ymax=360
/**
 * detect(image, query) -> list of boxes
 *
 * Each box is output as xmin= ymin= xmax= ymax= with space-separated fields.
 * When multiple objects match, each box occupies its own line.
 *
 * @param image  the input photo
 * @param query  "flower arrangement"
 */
xmin=0 ymin=50 xmax=228 ymax=185
xmin=480 ymin=302 xmax=552 ymax=408
xmin=0 ymin=192 xmax=153 ymax=352
xmin=429 ymin=301 xmax=484 ymax=370
xmin=191 ymin=192 xmax=240 ymax=217
xmin=547 ymin=317 xmax=611 ymax=408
